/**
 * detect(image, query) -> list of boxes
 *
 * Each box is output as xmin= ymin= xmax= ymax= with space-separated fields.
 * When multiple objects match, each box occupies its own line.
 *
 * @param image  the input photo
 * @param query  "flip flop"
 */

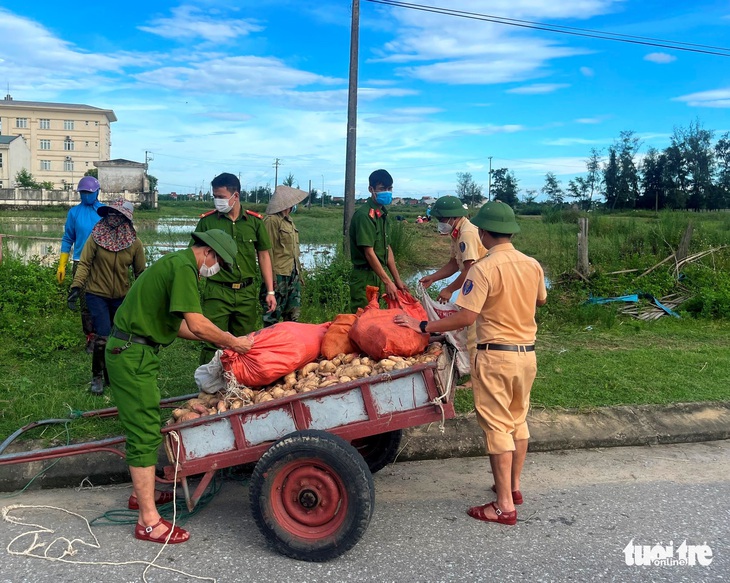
xmin=467 ymin=501 xmax=517 ymax=525
xmin=134 ymin=518 xmax=190 ymax=544
xmin=491 ymin=484 xmax=523 ymax=505
xmin=128 ymin=490 xmax=176 ymax=510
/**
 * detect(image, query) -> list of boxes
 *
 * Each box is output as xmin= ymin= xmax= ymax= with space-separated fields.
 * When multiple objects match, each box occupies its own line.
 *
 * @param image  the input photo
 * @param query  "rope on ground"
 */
xmin=429 ymin=345 xmax=457 ymax=434
xmin=1 ymin=430 xmax=216 ymax=583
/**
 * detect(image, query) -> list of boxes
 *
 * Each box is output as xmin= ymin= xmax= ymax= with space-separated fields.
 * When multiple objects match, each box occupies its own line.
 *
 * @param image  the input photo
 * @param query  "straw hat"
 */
xmin=98 ymin=198 xmax=134 ymax=222
xmin=266 ymin=185 xmax=309 ymax=215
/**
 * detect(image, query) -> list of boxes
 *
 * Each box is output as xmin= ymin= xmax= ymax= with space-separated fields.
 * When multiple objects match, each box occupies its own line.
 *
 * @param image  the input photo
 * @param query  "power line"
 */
xmin=366 ymin=0 xmax=730 ymax=57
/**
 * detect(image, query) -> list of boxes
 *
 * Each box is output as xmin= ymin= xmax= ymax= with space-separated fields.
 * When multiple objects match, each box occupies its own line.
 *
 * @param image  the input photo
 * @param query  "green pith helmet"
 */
xmin=191 ymin=229 xmax=238 ymax=269
xmin=431 ymin=195 xmax=468 ymax=219
xmin=471 ymin=201 xmax=521 ymax=234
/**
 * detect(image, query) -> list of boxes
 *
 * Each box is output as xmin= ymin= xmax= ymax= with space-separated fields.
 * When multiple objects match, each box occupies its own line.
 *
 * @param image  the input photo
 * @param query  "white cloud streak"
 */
xmin=138 ymin=5 xmax=263 ymax=42
xmin=507 ymin=83 xmax=570 ymax=94
xmin=674 ymin=88 xmax=730 ymax=108
xmin=644 ymin=52 xmax=676 ymax=64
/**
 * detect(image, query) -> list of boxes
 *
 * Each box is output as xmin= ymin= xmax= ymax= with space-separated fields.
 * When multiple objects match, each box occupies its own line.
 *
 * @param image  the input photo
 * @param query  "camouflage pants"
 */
xmin=261 ymin=271 xmax=302 ymax=327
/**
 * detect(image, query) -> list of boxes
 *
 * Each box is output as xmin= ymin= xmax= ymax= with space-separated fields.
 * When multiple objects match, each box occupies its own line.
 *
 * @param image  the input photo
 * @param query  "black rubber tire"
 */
xmin=351 ymin=429 xmax=403 ymax=474
xmin=249 ymin=430 xmax=375 ymax=562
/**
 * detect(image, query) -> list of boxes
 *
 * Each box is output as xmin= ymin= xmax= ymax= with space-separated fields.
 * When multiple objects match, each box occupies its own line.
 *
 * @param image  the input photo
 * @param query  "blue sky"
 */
xmin=1 ymin=0 xmax=728 ymax=198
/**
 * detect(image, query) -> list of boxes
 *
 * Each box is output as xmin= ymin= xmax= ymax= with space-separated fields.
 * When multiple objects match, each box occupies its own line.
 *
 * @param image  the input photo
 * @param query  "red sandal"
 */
xmin=467 ymin=501 xmax=517 ymax=525
xmin=491 ymin=484 xmax=523 ymax=505
xmin=134 ymin=518 xmax=190 ymax=544
xmin=128 ymin=490 xmax=175 ymax=510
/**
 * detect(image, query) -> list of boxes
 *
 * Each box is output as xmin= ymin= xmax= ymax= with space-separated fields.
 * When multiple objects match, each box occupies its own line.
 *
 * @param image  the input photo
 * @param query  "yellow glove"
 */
xmin=57 ymin=252 xmax=69 ymax=284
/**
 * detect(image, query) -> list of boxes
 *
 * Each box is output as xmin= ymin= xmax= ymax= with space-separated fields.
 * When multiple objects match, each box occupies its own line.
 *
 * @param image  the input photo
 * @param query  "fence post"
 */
xmin=577 ymin=217 xmax=589 ymax=277
xmin=0 ymin=234 xmax=4 ymax=264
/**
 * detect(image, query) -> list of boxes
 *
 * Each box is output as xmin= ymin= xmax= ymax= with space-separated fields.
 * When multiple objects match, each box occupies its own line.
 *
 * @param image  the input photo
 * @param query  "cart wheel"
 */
xmin=351 ymin=429 xmax=403 ymax=474
xmin=250 ymin=430 xmax=375 ymax=562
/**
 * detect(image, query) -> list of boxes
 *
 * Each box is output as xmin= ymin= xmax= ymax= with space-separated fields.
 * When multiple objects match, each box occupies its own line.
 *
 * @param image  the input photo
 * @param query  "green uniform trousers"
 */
xmin=200 ymin=280 xmax=258 ymax=365
xmin=261 ymin=272 xmax=302 ymax=327
xmin=349 ymin=268 xmax=384 ymax=313
xmin=106 ymin=337 xmax=162 ymax=468
xmin=72 ymin=261 xmax=94 ymax=337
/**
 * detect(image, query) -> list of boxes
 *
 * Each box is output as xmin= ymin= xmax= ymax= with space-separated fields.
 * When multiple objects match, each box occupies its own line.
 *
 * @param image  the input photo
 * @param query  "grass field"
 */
xmin=0 ymin=205 xmax=728 ymax=445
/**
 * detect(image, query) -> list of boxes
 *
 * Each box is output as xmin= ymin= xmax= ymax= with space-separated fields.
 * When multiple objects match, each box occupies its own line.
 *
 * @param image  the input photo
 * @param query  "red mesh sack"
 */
xmin=348 ymin=292 xmax=428 ymax=360
xmin=220 ymin=322 xmax=330 ymax=387
xmin=384 ymin=290 xmax=428 ymax=321
xmin=321 ymin=314 xmax=359 ymax=359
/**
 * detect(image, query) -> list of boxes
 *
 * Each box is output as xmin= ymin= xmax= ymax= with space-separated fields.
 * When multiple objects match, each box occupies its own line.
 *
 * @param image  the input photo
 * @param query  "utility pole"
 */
xmin=488 ymin=156 xmax=493 ymax=202
xmin=322 ymin=175 xmax=325 ymax=207
xmin=145 ymin=150 xmax=154 ymax=166
xmin=343 ymin=0 xmax=360 ymax=257
xmin=308 ymin=179 xmax=312 ymax=207
xmin=273 ymin=158 xmax=281 ymax=189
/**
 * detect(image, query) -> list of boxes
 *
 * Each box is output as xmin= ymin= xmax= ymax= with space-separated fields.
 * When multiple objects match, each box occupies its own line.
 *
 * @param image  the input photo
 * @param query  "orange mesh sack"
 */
xmin=220 ymin=322 xmax=330 ymax=387
xmin=321 ymin=314 xmax=359 ymax=359
xmin=348 ymin=293 xmax=428 ymax=360
xmin=384 ymin=290 xmax=428 ymax=321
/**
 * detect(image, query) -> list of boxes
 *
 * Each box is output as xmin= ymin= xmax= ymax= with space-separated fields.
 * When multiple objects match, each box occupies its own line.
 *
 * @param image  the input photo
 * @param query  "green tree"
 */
xmin=615 ymin=130 xmax=641 ymax=209
xmin=585 ymin=148 xmax=603 ymax=207
xmin=490 ymin=168 xmax=519 ymax=207
xmin=678 ymin=120 xmax=715 ymax=211
xmin=541 ymin=172 xmax=564 ymax=204
xmin=714 ymin=132 xmax=730 ymax=209
xmin=283 ymin=172 xmax=296 ymax=187
xmin=84 ymin=168 xmax=98 ymax=178
xmin=639 ymin=147 xmax=668 ymax=210
xmin=147 ymin=174 xmax=158 ymax=192
xmin=455 ymin=172 xmax=483 ymax=207
xmin=40 ymin=181 xmax=55 ymax=190
xmin=567 ymin=177 xmax=589 ymax=208
xmin=15 ymin=169 xmax=42 ymax=188
xmin=603 ymin=147 xmax=619 ymax=209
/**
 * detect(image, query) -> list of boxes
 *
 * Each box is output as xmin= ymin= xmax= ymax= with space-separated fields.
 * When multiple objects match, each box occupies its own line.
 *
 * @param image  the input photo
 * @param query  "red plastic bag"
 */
xmin=221 ymin=322 xmax=330 ymax=387
xmin=349 ymin=292 xmax=428 ymax=360
xmin=321 ymin=314 xmax=358 ymax=359
xmin=384 ymin=290 xmax=428 ymax=321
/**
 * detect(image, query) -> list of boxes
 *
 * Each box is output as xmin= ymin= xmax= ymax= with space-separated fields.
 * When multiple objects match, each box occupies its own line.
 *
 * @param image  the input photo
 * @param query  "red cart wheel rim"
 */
xmin=270 ymin=459 xmax=348 ymax=538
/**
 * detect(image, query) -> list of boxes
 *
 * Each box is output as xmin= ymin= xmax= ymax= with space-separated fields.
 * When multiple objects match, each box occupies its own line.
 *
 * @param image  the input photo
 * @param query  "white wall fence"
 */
xmin=0 ymin=188 xmax=157 ymax=209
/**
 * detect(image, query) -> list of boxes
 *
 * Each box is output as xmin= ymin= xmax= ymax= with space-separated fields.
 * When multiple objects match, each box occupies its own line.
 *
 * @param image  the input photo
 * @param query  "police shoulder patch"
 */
xmin=245 ymin=209 xmax=264 ymax=219
xmin=459 ymin=241 xmax=466 ymax=253
xmin=199 ymin=209 xmax=216 ymax=218
xmin=462 ymin=279 xmax=474 ymax=295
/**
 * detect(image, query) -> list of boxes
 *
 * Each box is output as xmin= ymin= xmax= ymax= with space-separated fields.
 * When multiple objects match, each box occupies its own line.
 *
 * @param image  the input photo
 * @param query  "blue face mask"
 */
xmin=80 ymin=191 xmax=98 ymax=205
xmin=291 ymin=204 xmax=297 ymax=213
xmin=375 ymin=191 xmax=392 ymax=206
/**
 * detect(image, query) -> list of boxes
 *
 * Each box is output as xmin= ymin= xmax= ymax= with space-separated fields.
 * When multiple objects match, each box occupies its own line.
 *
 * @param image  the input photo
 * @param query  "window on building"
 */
xmin=94 ymin=121 xmax=99 ymax=126
xmin=64 ymin=120 xmax=74 ymax=131
xmin=40 ymin=139 xmax=51 ymax=150
xmin=85 ymin=121 xmax=89 ymax=126
xmin=64 ymin=139 xmax=74 ymax=151
xmin=95 ymin=142 xmax=99 ymax=146
xmin=0 ymin=153 xmax=3 ymax=168
xmin=16 ymin=118 xmax=28 ymax=128
xmin=85 ymin=141 xmax=89 ymax=147
xmin=41 ymin=160 xmax=52 ymax=171
xmin=39 ymin=119 xmax=51 ymax=129
xmin=64 ymin=159 xmax=74 ymax=172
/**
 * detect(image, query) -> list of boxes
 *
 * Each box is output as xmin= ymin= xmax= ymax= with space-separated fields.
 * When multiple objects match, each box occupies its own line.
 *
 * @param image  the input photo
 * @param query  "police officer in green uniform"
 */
xmin=261 ymin=185 xmax=309 ymax=325
xmin=349 ymin=168 xmax=407 ymax=312
xmin=106 ymin=229 xmax=254 ymax=545
xmin=193 ymin=173 xmax=276 ymax=364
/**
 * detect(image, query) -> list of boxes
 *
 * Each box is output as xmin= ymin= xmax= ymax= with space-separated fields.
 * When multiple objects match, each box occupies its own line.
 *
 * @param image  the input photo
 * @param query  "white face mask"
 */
xmin=437 ymin=221 xmax=453 ymax=235
xmin=214 ymin=195 xmax=235 ymax=214
xmin=199 ymin=252 xmax=221 ymax=278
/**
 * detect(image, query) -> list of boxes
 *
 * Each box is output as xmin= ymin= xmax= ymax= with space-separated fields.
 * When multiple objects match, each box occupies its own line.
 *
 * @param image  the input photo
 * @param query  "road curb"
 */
xmin=1 ymin=402 xmax=729 ymax=492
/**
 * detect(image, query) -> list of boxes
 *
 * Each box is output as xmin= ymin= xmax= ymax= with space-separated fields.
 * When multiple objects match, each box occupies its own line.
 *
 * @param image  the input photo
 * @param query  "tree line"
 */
xmin=455 ymin=121 xmax=730 ymax=211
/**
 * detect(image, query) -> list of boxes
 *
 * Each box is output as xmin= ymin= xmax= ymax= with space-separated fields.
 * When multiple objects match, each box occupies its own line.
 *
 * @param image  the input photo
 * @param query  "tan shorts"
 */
xmin=472 ymin=348 xmax=537 ymax=454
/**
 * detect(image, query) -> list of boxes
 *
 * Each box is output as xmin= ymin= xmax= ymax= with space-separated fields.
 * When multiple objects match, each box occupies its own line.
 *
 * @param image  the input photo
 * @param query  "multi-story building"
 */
xmin=0 ymin=94 xmax=116 ymax=190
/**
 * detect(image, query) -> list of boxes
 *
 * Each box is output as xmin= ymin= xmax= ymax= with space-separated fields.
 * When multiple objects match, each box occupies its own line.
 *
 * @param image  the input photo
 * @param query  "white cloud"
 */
xmin=138 ymin=5 xmax=263 ymax=42
xmin=544 ymin=137 xmax=609 ymax=146
xmin=580 ymin=66 xmax=595 ymax=77
xmin=644 ymin=52 xmax=676 ymax=64
xmin=674 ymin=88 xmax=730 ymax=108
xmin=451 ymin=124 xmax=526 ymax=136
xmin=575 ymin=115 xmax=609 ymax=124
xmin=507 ymin=83 xmax=570 ymax=94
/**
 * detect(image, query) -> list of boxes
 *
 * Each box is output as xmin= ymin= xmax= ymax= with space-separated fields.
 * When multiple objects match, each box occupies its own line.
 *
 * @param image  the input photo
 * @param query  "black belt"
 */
xmin=210 ymin=277 xmax=254 ymax=289
xmin=477 ymin=343 xmax=535 ymax=352
xmin=353 ymin=264 xmax=372 ymax=271
xmin=111 ymin=328 xmax=159 ymax=349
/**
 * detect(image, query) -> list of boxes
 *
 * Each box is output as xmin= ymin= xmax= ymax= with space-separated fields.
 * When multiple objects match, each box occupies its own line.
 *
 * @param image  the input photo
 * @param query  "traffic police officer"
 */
xmin=193 ymin=172 xmax=276 ymax=364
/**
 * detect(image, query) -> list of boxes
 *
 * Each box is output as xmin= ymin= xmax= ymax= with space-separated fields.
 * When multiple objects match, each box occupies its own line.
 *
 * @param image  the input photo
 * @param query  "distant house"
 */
xmin=392 ymin=197 xmax=404 ymax=205
xmin=420 ymin=196 xmax=436 ymax=206
xmin=0 ymin=135 xmax=31 ymax=189
xmin=332 ymin=196 xmax=344 ymax=204
xmin=94 ymin=158 xmax=148 ymax=193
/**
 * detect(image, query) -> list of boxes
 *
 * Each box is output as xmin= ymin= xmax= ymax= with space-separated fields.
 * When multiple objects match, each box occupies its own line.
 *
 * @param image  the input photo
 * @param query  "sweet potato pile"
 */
xmin=168 ymin=343 xmax=443 ymax=425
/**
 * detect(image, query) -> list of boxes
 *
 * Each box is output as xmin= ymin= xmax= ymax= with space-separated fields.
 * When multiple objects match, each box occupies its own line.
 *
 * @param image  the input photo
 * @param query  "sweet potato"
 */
xmin=179 ymin=411 xmax=201 ymax=423
xmin=171 ymin=408 xmax=188 ymax=420
xmin=283 ymin=372 xmax=297 ymax=387
xmin=300 ymin=362 xmax=320 ymax=377
xmin=318 ymin=360 xmax=337 ymax=374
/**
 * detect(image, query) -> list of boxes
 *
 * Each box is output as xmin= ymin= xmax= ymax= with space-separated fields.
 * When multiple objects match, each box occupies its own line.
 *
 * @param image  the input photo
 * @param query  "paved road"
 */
xmin=1 ymin=441 xmax=728 ymax=583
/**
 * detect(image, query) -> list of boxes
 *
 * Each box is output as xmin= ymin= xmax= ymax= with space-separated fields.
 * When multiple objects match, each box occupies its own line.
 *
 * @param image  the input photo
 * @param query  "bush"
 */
xmin=300 ymin=249 xmax=351 ymax=322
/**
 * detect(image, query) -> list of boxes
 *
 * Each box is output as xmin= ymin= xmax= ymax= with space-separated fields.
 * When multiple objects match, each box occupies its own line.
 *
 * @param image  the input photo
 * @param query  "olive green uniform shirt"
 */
xmin=72 ymin=238 xmax=146 ymax=299
xmin=265 ymin=213 xmax=302 ymax=277
xmin=350 ymin=198 xmax=389 ymax=268
xmin=113 ymin=248 xmax=202 ymax=347
xmin=194 ymin=209 xmax=272 ymax=283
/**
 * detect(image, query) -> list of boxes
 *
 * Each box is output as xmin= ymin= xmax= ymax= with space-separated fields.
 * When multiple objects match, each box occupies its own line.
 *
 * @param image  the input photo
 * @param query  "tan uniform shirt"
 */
xmin=449 ymin=217 xmax=487 ymax=272
xmin=456 ymin=242 xmax=547 ymax=344
xmin=265 ymin=213 xmax=301 ymax=277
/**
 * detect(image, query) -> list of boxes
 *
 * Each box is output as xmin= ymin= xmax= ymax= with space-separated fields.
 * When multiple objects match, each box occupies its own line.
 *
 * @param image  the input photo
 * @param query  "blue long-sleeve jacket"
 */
xmin=60 ymin=200 xmax=103 ymax=261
